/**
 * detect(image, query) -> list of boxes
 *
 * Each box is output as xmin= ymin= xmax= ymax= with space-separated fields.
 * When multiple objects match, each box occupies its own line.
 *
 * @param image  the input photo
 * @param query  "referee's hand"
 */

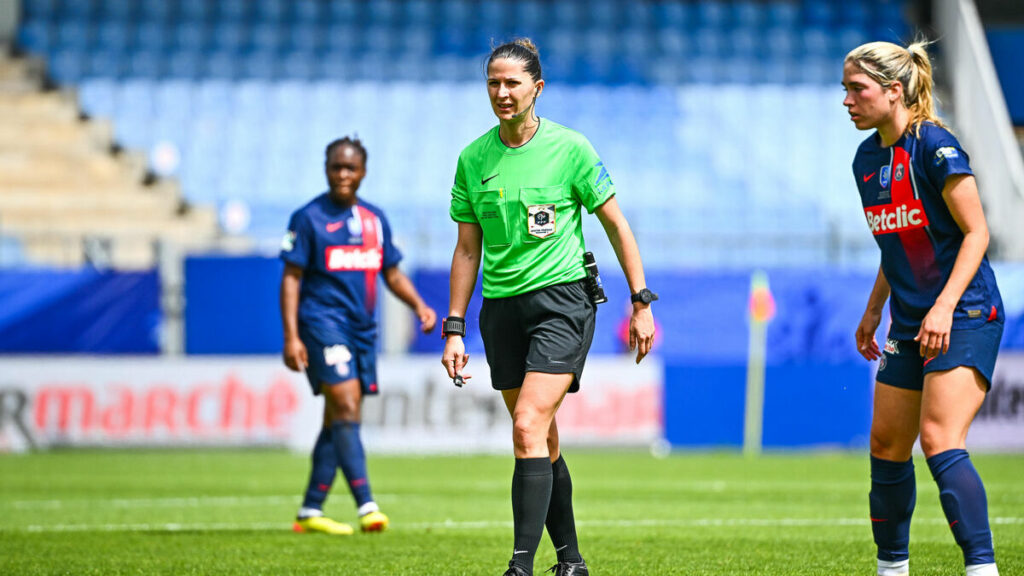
xmin=630 ymin=304 xmax=656 ymax=364
xmin=441 ymin=336 xmax=472 ymax=386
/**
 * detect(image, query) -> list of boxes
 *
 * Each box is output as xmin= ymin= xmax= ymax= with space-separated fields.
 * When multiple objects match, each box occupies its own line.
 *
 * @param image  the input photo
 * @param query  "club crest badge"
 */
xmin=527 ymin=204 xmax=556 ymax=238
xmin=894 ymin=163 xmax=904 ymax=182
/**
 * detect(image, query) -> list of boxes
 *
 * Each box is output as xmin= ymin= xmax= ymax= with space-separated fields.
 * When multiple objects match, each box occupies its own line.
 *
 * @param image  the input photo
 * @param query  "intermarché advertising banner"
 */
xmin=0 ymin=356 xmax=662 ymax=453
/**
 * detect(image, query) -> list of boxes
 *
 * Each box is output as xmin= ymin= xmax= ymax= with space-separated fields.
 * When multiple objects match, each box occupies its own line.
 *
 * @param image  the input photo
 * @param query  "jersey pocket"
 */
xmin=472 ymin=188 xmax=510 ymax=247
xmin=520 ymin=185 xmax=570 ymax=243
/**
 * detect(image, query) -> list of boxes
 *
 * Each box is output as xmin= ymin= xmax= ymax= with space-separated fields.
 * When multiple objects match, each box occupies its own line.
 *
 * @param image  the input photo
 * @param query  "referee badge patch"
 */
xmin=527 ymin=204 xmax=556 ymax=238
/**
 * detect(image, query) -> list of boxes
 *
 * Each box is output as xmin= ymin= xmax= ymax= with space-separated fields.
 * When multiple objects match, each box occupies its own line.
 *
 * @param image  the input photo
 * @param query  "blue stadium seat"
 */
xmin=285 ymin=25 xmax=322 ymax=54
xmin=78 ymin=79 xmax=118 ymax=118
xmin=22 ymin=0 xmax=58 ymax=23
xmin=94 ymin=21 xmax=129 ymax=51
xmin=205 ymin=51 xmax=240 ymax=79
xmin=326 ymin=0 xmax=363 ymax=24
xmin=137 ymin=0 xmax=173 ymax=23
xmin=209 ymin=21 xmax=247 ymax=53
xmin=154 ymin=80 xmax=194 ymax=123
xmin=172 ymin=22 xmax=208 ymax=52
xmin=653 ymin=2 xmax=692 ymax=31
xmin=323 ymin=24 xmax=358 ymax=55
xmin=47 ymin=49 xmax=86 ymax=84
xmin=100 ymin=0 xmax=135 ymax=23
xmin=250 ymin=24 xmax=284 ymax=53
xmin=60 ymin=0 xmax=97 ymax=21
xmin=765 ymin=1 xmax=800 ymax=28
xmin=87 ymin=49 xmax=125 ymax=79
xmin=178 ymin=0 xmax=212 ymax=23
xmin=55 ymin=22 xmax=91 ymax=52
xmin=404 ymin=0 xmax=434 ymax=26
xmin=127 ymin=50 xmax=163 ymax=79
xmin=254 ymin=0 xmax=288 ymax=23
xmin=216 ymin=0 xmax=250 ymax=23
xmin=361 ymin=25 xmax=395 ymax=56
xmin=802 ymin=2 xmax=836 ymax=27
xmin=438 ymin=0 xmax=473 ymax=27
xmin=732 ymin=1 xmax=764 ymax=29
xmin=366 ymin=0 xmax=399 ymax=26
xmin=16 ymin=21 xmax=52 ymax=54
xmin=135 ymin=21 xmax=170 ymax=52
xmin=316 ymin=53 xmax=355 ymax=82
xmin=292 ymin=0 xmax=321 ymax=24
xmin=396 ymin=27 xmax=434 ymax=57
xmin=695 ymin=1 xmax=728 ymax=29
xmin=279 ymin=52 xmax=317 ymax=80
xmin=166 ymin=50 xmax=205 ymax=79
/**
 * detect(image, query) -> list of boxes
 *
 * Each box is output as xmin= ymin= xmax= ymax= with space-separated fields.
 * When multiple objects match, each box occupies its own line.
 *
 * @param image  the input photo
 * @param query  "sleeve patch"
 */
xmin=934 ymin=146 xmax=959 ymax=166
xmin=281 ymin=230 xmax=296 ymax=251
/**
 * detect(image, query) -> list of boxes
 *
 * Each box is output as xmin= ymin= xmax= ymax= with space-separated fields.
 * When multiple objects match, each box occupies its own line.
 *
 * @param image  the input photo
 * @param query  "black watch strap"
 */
xmin=442 ymin=316 xmax=466 ymax=338
xmin=630 ymin=288 xmax=659 ymax=304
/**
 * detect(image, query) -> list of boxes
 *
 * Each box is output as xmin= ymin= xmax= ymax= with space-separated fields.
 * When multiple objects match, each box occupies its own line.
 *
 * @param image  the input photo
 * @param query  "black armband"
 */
xmin=442 ymin=316 xmax=466 ymax=338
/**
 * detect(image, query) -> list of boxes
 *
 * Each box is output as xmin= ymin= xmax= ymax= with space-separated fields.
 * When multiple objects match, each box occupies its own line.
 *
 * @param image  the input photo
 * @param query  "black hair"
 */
xmin=324 ymin=136 xmax=367 ymax=166
xmin=486 ymin=37 xmax=542 ymax=82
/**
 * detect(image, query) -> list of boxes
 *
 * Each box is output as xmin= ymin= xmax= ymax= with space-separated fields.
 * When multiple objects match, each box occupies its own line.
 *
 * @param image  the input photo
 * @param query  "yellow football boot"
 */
xmin=292 ymin=515 xmax=354 ymax=535
xmin=359 ymin=510 xmax=389 ymax=532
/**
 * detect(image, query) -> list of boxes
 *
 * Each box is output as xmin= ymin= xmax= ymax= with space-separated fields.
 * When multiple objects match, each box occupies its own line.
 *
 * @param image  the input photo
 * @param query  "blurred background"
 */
xmin=1 ymin=0 xmax=1023 ymax=454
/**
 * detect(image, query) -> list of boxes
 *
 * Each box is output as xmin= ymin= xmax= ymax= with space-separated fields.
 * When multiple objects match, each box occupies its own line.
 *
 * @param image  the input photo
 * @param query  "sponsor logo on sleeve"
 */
xmin=934 ymin=146 xmax=959 ymax=166
xmin=281 ymin=231 xmax=296 ymax=251
xmin=864 ymin=199 xmax=929 ymax=235
xmin=594 ymin=161 xmax=612 ymax=196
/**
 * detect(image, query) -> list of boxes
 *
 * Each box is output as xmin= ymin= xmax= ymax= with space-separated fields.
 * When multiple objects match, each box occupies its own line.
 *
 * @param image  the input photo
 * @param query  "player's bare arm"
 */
xmin=382 ymin=266 xmax=437 ymax=333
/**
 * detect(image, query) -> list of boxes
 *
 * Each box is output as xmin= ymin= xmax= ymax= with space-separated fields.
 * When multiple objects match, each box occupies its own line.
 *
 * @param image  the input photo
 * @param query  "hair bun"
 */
xmin=514 ymin=37 xmax=539 ymax=56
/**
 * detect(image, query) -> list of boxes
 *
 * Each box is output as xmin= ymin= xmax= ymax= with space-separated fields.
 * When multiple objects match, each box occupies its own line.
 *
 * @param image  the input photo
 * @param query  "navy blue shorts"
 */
xmin=299 ymin=326 xmax=379 ymax=396
xmin=875 ymin=322 xmax=1003 ymax=391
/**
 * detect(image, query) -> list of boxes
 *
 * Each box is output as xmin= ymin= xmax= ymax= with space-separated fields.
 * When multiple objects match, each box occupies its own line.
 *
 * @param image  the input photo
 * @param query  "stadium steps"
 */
xmin=0 ymin=51 xmax=220 ymax=269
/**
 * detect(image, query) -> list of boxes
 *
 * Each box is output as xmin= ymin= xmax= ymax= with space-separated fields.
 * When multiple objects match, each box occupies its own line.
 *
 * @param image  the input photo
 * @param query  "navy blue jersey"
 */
xmin=280 ymin=193 xmax=402 ymax=347
xmin=852 ymin=122 xmax=1003 ymax=338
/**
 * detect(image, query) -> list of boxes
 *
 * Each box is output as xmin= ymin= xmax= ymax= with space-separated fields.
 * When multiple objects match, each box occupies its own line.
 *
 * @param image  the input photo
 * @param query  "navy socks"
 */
xmin=301 ymin=426 xmax=337 ymax=512
xmin=546 ymin=455 xmax=582 ymax=563
xmin=870 ymin=455 xmax=916 ymax=562
xmin=330 ymin=419 xmax=374 ymax=508
xmin=511 ymin=457 xmax=553 ymax=574
xmin=927 ymin=449 xmax=995 ymax=566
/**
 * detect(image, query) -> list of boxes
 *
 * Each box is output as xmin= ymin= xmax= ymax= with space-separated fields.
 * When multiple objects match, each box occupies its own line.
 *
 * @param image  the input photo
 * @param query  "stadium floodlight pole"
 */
xmin=743 ymin=270 xmax=775 ymax=458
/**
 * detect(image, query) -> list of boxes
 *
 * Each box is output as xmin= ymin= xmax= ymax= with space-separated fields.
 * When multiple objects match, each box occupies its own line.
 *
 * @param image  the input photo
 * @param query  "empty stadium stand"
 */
xmin=10 ymin=0 xmax=913 ymax=268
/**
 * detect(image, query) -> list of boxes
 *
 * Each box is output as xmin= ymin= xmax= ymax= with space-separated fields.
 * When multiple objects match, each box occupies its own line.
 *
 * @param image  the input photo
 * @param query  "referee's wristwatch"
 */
xmin=442 ymin=316 xmax=466 ymax=338
xmin=630 ymin=288 xmax=659 ymax=305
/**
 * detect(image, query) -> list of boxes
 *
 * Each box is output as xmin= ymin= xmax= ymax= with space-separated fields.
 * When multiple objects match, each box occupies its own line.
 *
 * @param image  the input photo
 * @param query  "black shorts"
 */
xmin=479 ymin=280 xmax=596 ymax=393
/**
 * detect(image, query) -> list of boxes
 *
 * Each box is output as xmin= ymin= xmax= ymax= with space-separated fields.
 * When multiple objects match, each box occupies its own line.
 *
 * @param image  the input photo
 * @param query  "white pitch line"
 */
xmin=9 ymin=517 xmax=1024 ymax=534
xmin=7 ymin=494 xmax=404 ymax=511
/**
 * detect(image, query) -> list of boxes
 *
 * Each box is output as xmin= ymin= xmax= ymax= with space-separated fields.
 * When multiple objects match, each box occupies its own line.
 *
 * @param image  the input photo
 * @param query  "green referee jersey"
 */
xmin=450 ymin=119 xmax=616 ymax=298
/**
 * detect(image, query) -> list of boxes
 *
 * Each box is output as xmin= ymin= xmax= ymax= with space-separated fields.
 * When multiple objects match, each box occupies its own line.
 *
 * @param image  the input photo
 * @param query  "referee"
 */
xmin=441 ymin=39 xmax=657 ymax=576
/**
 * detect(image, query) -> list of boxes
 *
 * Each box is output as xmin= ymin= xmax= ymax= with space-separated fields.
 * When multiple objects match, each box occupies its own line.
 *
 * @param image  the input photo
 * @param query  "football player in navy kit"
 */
xmin=844 ymin=41 xmax=1004 ymax=576
xmin=280 ymin=137 xmax=436 ymax=535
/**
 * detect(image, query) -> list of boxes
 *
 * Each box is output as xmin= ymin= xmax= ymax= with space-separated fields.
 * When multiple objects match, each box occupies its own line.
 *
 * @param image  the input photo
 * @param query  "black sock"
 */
xmin=546 ymin=455 xmax=582 ymax=563
xmin=511 ymin=457 xmax=553 ymax=574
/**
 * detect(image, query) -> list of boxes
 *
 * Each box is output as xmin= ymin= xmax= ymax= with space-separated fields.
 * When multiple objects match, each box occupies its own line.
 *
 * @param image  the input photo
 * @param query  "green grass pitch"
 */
xmin=1 ymin=449 xmax=1022 ymax=575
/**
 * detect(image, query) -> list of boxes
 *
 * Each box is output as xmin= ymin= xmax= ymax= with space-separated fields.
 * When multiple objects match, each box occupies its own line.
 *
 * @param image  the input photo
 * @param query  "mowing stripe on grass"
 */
xmin=10 ymin=517 xmax=1024 ymax=534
